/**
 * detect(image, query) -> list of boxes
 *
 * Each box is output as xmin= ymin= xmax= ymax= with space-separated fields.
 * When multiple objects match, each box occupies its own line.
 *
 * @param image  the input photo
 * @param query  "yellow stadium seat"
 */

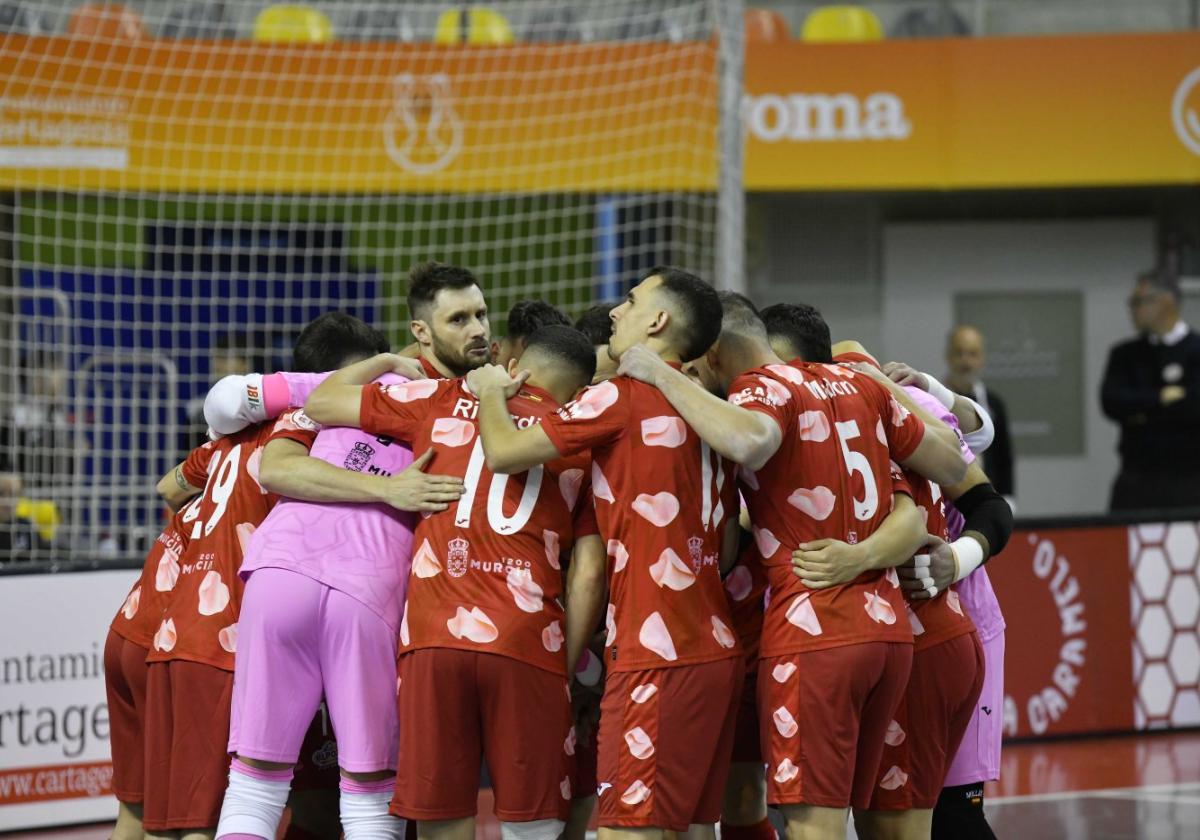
xmin=67 ymin=3 xmax=146 ymax=40
xmin=435 ymin=7 xmax=515 ymax=46
xmin=17 ymin=498 xmax=60 ymax=543
xmin=801 ymin=5 xmax=884 ymax=43
xmin=254 ymin=4 xmax=333 ymax=43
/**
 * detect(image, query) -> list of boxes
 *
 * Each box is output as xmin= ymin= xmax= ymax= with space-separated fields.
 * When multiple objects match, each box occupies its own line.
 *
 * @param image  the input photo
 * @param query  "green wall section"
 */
xmin=15 ymin=192 xmax=597 ymax=344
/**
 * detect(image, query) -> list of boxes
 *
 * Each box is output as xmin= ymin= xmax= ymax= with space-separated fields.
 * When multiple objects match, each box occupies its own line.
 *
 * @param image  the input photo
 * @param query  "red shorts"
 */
xmin=868 ymin=633 xmax=985 ymax=811
xmin=142 ymin=660 xmax=234 ymax=831
xmin=758 ymin=642 xmax=912 ymax=810
xmin=392 ymin=649 xmax=573 ymax=822
xmin=104 ymin=629 xmax=149 ymax=804
xmin=730 ymin=664 xmax=761 ymax=763
xmin=596 ymin=657 xmax=743 ymax=831
xmin=292 ymin=702 xmax=341 ymax=792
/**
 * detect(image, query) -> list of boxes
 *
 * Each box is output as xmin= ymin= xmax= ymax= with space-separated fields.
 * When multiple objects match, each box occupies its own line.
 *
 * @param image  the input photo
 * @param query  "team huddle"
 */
xmin=102 ymin=263 xmax=1014 ymax=840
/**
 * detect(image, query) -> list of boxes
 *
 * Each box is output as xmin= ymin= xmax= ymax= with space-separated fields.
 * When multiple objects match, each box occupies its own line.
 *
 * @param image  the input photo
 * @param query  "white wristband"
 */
xmin=925 ymin=373 xmax=956 ymax=411
xmin=951 ymin=536 xmax=986 ymax=583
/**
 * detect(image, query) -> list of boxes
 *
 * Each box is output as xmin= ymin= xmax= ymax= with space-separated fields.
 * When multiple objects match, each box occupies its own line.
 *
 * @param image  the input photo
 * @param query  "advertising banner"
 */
xmin=0 ymin=569 xmax=137 ymax=831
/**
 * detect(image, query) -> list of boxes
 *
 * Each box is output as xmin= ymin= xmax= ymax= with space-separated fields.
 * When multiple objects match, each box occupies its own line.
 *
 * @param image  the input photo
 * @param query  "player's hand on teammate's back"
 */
xmin=466 ymin=363 xmax=528 ymax=399
xmin=792 ymin=538 xmax=870 ymax=589
xmin=616 ymin=343 xmax=669 ymax=385
xmin=882 ymin=361 xmax=930 ymax=392
xmin=376 ymin=449 xmax=465 ymax=513
xmin=899 ymin=534 xmax=955 ymax=600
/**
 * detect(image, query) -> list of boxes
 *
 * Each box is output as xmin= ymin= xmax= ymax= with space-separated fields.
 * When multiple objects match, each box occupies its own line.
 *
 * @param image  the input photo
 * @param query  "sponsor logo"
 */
xmin=744 ymin=91 xmax=911 ymax=143
xmin=383 ymin=74 xmax=463 ymax=173
xmin=1172 ymin=67 xmax=1200 ymax=156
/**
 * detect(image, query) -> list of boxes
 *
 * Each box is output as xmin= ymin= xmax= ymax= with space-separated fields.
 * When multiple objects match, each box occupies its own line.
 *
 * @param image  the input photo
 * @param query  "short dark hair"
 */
xmin=648 ymin=266 xmax=722 ymax=363
xmin=574 ymin=303 xmax=614 ymax=346
xmin=760 ymin=302 xmax=833 ymax=364
xmin=521 ymin=324 xmax=597 ymax=384
xmin=1139 ymin=268 xmax=1182 ymax=302
xmin=292 ymin=312 xmax=390 ymax=373
xmin=506 ymin=300 xmax=571 ymax=341
xmin=407 ymin=261 xmax=481 ymax=321
xmin=718 ymin=291 xmax=767 ymax=337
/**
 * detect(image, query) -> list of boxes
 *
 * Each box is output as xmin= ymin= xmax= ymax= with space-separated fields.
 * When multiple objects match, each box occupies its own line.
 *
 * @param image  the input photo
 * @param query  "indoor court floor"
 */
xmin=5 ymin=731 xmax=1199 ymax=840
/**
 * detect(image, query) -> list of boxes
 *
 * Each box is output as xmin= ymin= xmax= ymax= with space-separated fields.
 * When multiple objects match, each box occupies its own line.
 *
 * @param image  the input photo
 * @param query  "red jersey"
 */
xmin=146 ymin=410 xmax=316 ymax=670
xmin=729 ymin=362 xmax=924 ymax=657
xmin=359 ymin=377 xmax=595 ymax=676
xmin=724 ymin=538 xmax=769 ymax=668
xmin=901 ymin=467 xmax=976 ymax=652
xmin=109 ymin=443 xmax=213 ymax=649
xmin=540 ymin=375 xmax=741 ymax=673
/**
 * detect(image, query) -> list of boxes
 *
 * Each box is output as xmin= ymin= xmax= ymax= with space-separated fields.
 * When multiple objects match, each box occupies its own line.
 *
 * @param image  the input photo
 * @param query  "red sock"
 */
xmin=720 ymin=817 xmax=777 ymax=840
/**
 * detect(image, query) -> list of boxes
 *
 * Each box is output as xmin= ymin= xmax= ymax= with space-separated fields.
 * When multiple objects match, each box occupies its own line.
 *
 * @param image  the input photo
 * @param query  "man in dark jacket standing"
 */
xmin=1102 ymin=270 xmax=1200 ymax=512
xmin=945 ymin=325 xmax=1015 ymax=507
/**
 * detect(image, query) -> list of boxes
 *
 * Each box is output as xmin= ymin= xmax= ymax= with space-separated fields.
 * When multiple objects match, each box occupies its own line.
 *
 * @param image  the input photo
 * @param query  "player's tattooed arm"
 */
xmin=618 ymin=344 xmax=782 ymax=470
xmin=469 ymin=365 xmax=563 ymax=474
xmin=258 ymin=439 xmax=463 ymax=511
xmin=156 ymin=461 xmax=201 ymax=512
xmin=791 ymin=493 xmax=924 ymax=589
xmin=306 ymin=353 xmax=424 ymax=428
xmin=565 ymin=535 xmax=607 ymax=676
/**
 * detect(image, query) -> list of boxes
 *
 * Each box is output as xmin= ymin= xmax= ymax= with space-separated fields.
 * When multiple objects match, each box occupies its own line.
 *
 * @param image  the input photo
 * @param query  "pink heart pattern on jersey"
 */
xmin=198 ymin=570 xmax=230 ymax=616
xmin=624 ymin=727 xmax=655 ymax=760
xmin=558 ymin=469 xmax=583 ymax=510
xmin=630 ymin=683 xmax=658 ymax=704
xmin=766 ymin=364 xmax=806 ymax=386
xmin=785 ymin=593 xmax=823 ymax=636
xmin=506 ymin=568 xmax=544 ymax=613
xmin=788 ymin=486 xmax=836 ymax=521
xmin=155 ymin=552 xmax=180 ymax=592
xmin=447 ymin=606 xmax=499 ymax=644
xmin=153 ymin=618 xmax=177 ymax=652
xmin=121 ymin=586 xmax=141 ymax=620
xmin=724 ymin=565 xmax=752 ymax=601
xmin=218 ymin=624 xmax=238 ymax=653
xmin=879 ymin=766 xmax=909 ymax=790
xmin=246 ymin=446 xmax=267 ymax=494
xmin=386 ymin=379 xmax=440 ymax=402
xmin=641 ymin=416 xmax=687 ymax=449
xmin=564 ymin=727 xmax=577 ymax=756
xmin=620 ymin=780 xmax=652 ymax=806
xmin=649 ymin=548 xmax=695 ymax=591
xmin=608 ymin=539 xmax=629 ymax=573
xmin=638 ymin=611 xmax=677 ymax=661
xmin=797 ymin=411 xmax=831 ymax=442
xmin=544 ymin=530 xmax=561 ymax=570
xmin=412 ymin=539 xmax=441 ymax=578
xmin=946 ymin=589 xmax=964 ymax=616
xmin=605 ymin=603 xmax=617 ymax=646
xmin=772 ymin=662 xmax=797 ymax=683
xmin=885 ymin=720 xmax=906 ymax=747
xmin=890 ymin=398 xmax=911 ymax=427
xmin=711 ymin=616 xmax=737 ymax=649
xmin=431 ymin=417 xmax=475 ymax=448
xmin=592 ymin=462 xmax=615 ymax=504
xmin=758 ymin=376 xmax=792 ymax=405
xmin=565 ymin=381 xmax=619 ymax=421
xmin=633 ymin=492 xmax=680 ymax=527
xmin=400 ymin=605 xmax=411 ymax=646
xmin=826 ymin=363 xmax=855 ymax=379
xmin=754 ymin=526 xmax=781 ymax=559
xmin=739 ymin=466 xmax=760 ymax=491
xmin=885 ymin=567 xmax=900 ymax=589
xmin=236 ymin=522 xmax=257 ymax=555
xmin=541 ymin=620 xmax=564 ymax=653
xmin=774 ymin=759 xmax=799 ymax=784
xmin=560 ymin=777 xmax=571 ymax=800
xmin=864 ymin=591 xmax=898 ymax=625
xmin=906 ymin=604 xmax=925 ymax=636
xmin=876 ymin=417 xmax=887 ymax=445
xmin=773 ymin=706 xmax=799 ymax=738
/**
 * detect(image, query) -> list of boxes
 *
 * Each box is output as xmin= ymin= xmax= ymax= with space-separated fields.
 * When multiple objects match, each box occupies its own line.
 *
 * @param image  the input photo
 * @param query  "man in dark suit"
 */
xmin=1101 ymin=271 xmax=1200 ymax=512
xmin=945 ymin=325 xmax=1015 ymax=508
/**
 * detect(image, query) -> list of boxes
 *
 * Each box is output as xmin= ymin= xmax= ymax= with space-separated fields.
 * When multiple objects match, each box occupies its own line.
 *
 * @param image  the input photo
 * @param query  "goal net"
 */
xmin=0 ymin=0 xmax=744 ymax=565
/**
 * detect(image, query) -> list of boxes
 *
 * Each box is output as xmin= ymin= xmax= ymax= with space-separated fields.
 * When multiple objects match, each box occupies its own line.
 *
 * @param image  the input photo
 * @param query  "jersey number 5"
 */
xmin=834 ymin=421 xmax=879 ymax=521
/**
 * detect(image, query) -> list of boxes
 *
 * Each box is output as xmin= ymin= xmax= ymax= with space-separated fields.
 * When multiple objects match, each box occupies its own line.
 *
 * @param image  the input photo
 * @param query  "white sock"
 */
xmin=339 ymin=783 xmax=404 ymax=840
xmin=501 ymin=819 xmax=567 ymax=840
xmin=215 ymin=760 xmax=293 ymax=839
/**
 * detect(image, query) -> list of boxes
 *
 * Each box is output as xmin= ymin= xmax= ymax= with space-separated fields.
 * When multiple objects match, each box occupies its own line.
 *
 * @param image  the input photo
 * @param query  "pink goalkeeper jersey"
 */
xmin=240 ymin=374 xmax=417 ymax=632
xmin=906 ymin=386 xmax=1006 ymax=643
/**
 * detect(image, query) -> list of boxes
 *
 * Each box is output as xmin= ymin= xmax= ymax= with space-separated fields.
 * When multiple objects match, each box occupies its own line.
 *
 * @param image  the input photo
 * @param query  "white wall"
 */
xmin=881 ymin=219 xmax=1156 ymax=517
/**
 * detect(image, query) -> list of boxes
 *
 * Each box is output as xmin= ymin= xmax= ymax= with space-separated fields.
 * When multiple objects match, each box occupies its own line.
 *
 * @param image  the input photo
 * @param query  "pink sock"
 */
xmin=231 ymin=757 xmax=293 ymax=783
xmin=339 ymin=776 xmax=395 ymax=795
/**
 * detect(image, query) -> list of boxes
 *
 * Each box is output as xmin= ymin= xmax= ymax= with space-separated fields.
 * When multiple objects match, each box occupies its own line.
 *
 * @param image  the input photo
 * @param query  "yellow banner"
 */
xmin=744 ymin=32 xmax=1200 ymax=190
xmin=2 ymin=33 xmax=1199 ymax=192
xmin=0 ymin=38 xmax=716 ymax=192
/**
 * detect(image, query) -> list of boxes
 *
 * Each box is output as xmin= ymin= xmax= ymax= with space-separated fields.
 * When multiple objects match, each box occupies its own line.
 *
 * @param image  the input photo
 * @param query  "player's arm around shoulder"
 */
xmin=469 ymin=364 xmax=563 ymax=474
xmin=306 ymin=352 xmax=424 ymax=428
xmin=157 ymin=461 xmax=202 ymax=512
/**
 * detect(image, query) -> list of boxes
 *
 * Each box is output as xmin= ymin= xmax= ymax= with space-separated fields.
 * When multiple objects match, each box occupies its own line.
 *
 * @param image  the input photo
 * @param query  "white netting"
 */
xmin=0 ymin=0 xmax=743 ymax=566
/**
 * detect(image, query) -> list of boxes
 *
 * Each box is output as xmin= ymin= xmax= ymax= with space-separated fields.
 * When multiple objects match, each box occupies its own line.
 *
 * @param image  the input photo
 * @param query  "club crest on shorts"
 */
xmin=447 ymin=536 xmax=470 ymax=578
